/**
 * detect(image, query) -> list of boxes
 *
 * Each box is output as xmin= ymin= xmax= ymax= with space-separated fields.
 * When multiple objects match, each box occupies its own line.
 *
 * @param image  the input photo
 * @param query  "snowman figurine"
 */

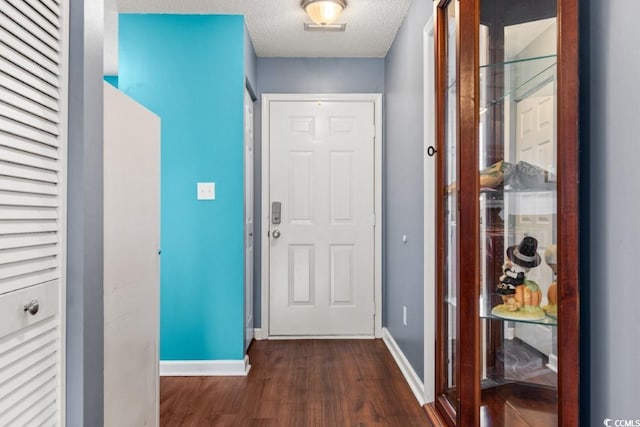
xmin=493 ymin=236 xmax=545 ymax=320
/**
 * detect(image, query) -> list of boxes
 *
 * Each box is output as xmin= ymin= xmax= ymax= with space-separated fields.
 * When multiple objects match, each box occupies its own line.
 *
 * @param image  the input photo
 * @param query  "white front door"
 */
xmin=514 ymin=80 xmax=556 ymax=248
xmin=244 ymin=88 xmax=254 ymax=351
xmin=268 ymin=100 xmax=376 ymax=336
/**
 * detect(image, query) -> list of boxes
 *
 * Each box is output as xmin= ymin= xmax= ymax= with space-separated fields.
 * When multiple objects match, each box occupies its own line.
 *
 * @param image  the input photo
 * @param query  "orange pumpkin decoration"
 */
xmin=547 ymin=282 xmax=557 ymax=306
xmin=501 ymin=282 xmax=542 ymax=312
xmin=526 ymin=285 xmax=542 ymax=308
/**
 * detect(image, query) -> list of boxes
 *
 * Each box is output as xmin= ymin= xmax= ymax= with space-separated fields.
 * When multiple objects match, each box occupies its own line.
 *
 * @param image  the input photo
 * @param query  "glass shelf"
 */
xmin=480 ymin=53 xmax=556 ymax=69
xmin=480 ymin=54 xmax=556 ymax=109
xmin=448 ymin=297 xmax=558 ymax=326
xmin=448 ymin=54 xmax=558 ymax=108
xmin=480 ymin=296 xmax=557 ymax=326
xmin=480 ymin=188 xmax=556 ymax=195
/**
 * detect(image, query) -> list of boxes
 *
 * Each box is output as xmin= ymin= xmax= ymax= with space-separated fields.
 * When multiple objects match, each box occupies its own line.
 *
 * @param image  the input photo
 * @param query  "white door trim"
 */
xmin=244 ymin=87 xmax=255 ymax=352
xmin=261 ymin=93 xmax=383 ymax=339
xmin=423 ymin=15 xmax=436 ymax=405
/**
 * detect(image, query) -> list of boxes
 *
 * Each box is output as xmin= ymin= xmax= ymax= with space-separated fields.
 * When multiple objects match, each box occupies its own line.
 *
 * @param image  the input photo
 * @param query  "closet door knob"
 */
xmin=23 ymin=300 xmax=39 ymax=316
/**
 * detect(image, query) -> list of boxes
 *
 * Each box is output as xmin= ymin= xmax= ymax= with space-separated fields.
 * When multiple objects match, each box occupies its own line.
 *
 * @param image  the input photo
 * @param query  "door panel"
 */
xmin=289 ymin=152 xmax=313 ymax=222
xmin=330 ymin=245 xmax=355 ymax=305
xmin=269 ymin=100 xmax=375 ymax=336
xmin=289 ymin=245 xmax=314 ymax=304
xmin=103 ymin=83 xmax=160 ymax=427
xmin=330 ymin=152 xmax=354 ymax=223
xmin=0 ymin=0 xmax=67 ymax=423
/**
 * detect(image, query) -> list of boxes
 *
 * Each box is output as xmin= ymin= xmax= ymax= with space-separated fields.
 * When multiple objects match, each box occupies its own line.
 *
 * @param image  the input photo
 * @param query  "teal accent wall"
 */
xmin=104 ymin=75 xmax=118 ymax=88
xmin=118 ymin=14 xmax=246 ymax=360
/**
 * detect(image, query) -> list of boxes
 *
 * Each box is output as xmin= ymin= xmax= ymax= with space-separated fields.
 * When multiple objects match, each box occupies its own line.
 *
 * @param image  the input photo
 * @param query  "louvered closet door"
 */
xmin=0 ymin=0 xmax=67 ymax=424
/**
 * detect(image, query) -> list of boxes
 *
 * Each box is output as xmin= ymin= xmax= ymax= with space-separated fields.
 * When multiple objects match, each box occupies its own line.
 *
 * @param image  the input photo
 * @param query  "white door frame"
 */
xmin=423 ymin=15 xmax=436 ymax=404
xmin=261 ymin=93 xmax=383 ymax=339
xmin=244 ymin=87 xmax=255 ymax=352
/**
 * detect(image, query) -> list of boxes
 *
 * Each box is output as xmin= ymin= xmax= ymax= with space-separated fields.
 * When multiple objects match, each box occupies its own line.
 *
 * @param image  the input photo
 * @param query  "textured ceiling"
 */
xmin=116 ymin=0 xmax=414 ymax=58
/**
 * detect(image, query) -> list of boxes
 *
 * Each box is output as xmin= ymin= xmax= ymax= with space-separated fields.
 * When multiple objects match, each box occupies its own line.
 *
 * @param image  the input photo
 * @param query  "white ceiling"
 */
xmin=115 ymin=0 xmax=414 ymax=58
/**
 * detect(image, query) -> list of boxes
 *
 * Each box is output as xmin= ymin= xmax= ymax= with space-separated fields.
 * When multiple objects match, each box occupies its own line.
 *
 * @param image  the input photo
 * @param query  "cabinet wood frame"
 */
xmin=428 ymin=0 xmax=580 ymax=425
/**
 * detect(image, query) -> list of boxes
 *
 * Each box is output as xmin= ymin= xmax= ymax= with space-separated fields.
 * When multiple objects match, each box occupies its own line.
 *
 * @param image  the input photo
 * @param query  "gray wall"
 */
xmin=257 ymin=58 xmax=385 ymax=94
xmin=383 ymin=0 xmax=432 ymax=380
xmin=253 ymin=58 xmax=385 ymax=327
xmin=586 ymin=0 xmax=640 ymax=423
xmin=67 ymin=0 xmax=104 ymax=424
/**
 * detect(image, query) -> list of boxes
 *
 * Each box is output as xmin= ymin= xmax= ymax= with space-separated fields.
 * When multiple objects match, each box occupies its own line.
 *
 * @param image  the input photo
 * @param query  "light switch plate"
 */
xmin=197 ymin=182 xmax=215 ymax=200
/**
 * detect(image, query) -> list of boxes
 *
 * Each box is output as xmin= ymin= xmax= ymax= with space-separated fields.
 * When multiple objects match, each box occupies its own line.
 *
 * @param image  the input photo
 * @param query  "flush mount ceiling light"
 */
xmin=302 ymin=0 xmax=347 ymax=26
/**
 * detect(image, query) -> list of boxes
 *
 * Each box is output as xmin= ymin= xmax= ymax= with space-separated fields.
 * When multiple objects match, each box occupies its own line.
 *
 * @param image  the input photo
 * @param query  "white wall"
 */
xmin=103 ymin=0 xmax=118 ymax=75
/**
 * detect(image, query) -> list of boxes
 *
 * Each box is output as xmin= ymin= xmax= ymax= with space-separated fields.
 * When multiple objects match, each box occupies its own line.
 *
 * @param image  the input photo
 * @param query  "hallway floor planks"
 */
xmin=160 ymin=339 xmax=431 ymax=426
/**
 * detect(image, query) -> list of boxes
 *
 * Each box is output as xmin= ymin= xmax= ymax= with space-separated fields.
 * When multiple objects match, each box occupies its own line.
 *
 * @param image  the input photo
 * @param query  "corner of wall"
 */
xmin=244 ymin=20 xmax=258 ymax=94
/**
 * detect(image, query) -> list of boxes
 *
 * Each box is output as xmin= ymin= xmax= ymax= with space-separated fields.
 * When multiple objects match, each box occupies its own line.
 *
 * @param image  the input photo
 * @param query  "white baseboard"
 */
xmin=253 ymin=328 xmax=374 ymax=340
xmin=547 ymin=352 xmax=558 ymax=373
xmin=267 ymin=335 xmax=374 ymax=340
xmin=505 ymin=326 xmax=515 ymax=340
xmin=382 ymin=328 xmax=425 ymax=406
xmin=160 ymin=355 xmax=251 ymax=376
xmin=254 ymin=328 xmax=263 ymax=340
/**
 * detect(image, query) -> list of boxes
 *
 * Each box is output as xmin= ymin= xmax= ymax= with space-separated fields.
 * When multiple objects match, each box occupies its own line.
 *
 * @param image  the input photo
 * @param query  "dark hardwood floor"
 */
xmin=160 ymin=339 xmax=431 ymax=426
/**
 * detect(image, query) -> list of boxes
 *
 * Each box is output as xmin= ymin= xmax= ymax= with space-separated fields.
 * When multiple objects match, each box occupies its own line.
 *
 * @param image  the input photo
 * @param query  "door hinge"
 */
xmin=372 ymin=213 xmax=376 ymax=227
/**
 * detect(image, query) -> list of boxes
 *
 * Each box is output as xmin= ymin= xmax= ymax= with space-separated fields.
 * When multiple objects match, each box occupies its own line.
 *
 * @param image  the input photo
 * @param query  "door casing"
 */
xmin=244 ymin=87 xmax=255 ymax=351
xmin=423 ymin=15 xmax=436 ymax=405
xmin=260 ymin=93 xmax=383 ymax=339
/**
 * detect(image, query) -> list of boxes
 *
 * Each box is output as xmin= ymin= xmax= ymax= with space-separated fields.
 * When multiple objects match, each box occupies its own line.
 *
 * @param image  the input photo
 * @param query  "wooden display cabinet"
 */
xmin=426 ymin=0 xmax=579 ymax=425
